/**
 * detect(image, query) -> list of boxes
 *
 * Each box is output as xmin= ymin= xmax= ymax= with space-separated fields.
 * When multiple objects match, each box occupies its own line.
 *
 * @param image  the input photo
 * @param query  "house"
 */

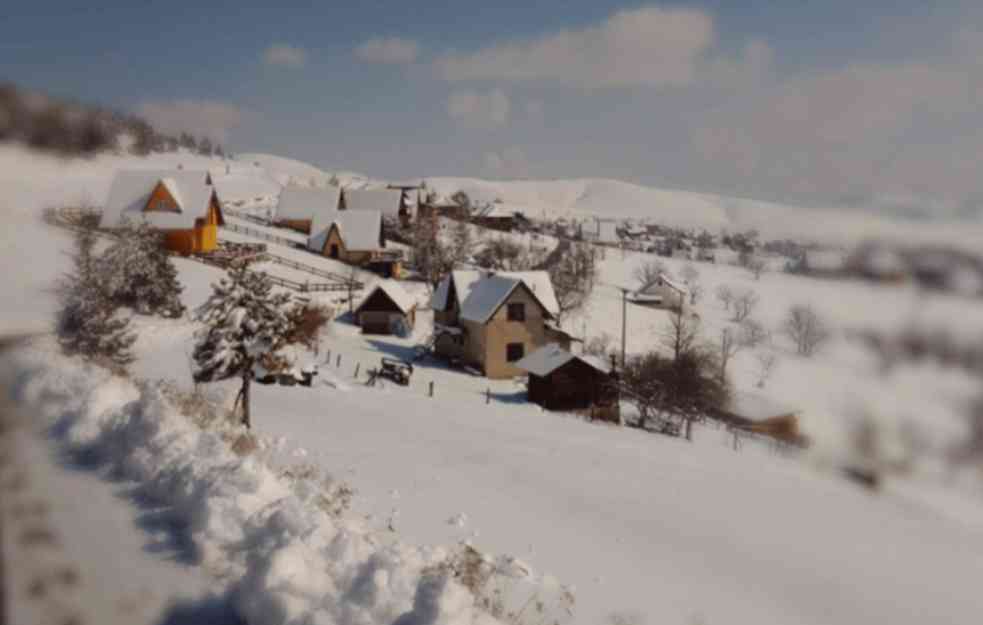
xmin=100 ymin=170 xmax=224 ymax=255
xmin=631 ymin=273 xmax=688 ymax=310
xmin=472 ymin=203 xmax=516 ymax=232
xmin=274 ymin=186 xmax=341 ymax=233
xmin=342 ymin=188 xmax=407 ymax=222
xmin=431 ymin=270 xmax=565 ymax=379
xmin=354 ymin=280 xmax=417 ymax=335
xmin=516 ymin=344 xmax=619 ymax=422
xmin=714 ymin=391 xmax=804 ymax=445
xmin=307 ymin=209 xmax=384 ymax=264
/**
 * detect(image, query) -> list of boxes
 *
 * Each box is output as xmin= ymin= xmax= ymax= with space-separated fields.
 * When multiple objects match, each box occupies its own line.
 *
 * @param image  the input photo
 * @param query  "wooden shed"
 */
xmin=101 ymin=170 xmax=224 ymax=255
xmin=714 ymin=391 xmax=804 ymax=445
xmin=354 ymin=281 xmax=417 ymax=335
xmin=516 ymin=344 xmax=619 ymax=422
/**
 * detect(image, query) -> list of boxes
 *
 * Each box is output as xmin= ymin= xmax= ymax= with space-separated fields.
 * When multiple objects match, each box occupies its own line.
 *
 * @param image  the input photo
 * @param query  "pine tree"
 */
xmin=192 ymin=263 xmax=293 ymax=429
xmin=101 ymin=220 xmax=185 ymax=317
xmin=55 ymin=225 xmax=136 ymax=369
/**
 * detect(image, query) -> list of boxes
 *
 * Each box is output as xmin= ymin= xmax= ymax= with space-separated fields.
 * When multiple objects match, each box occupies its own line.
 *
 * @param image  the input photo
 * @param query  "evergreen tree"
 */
xmin=101 ymin=220 xmax=185 ymax=317
xmin=192 ymin=263 xmax=293 ymax=429
xmin=55 ymin=225 xmax=136 ymax=368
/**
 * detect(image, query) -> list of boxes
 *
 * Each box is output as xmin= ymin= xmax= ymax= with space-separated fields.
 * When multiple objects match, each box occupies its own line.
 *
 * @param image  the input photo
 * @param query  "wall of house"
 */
xmin=319 ymin=227 xmax=376 ymax=265
xmin=359 ymin=311 xmax=409 ymax=335
xmin=276 ymin=218 xmax=312 ymax=234
xmin=477 ymin=287 xmax=548 ymax=379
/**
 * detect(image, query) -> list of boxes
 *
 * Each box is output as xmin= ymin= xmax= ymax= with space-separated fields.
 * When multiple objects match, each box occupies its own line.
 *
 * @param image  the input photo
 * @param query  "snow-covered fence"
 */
xmin=222 ymin=221 xmax=304 ymax=249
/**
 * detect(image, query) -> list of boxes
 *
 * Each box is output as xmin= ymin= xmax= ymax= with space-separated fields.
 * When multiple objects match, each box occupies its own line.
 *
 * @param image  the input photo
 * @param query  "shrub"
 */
xmin=784 ymin=305 xmax=830 ymax=356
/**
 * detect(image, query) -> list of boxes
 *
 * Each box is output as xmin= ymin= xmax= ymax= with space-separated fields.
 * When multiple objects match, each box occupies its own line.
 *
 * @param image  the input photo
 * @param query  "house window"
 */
xmin=506 ymin=342 xmax=524 ymax=362
xmin=507 ymin=302 xmax=525 ymax=321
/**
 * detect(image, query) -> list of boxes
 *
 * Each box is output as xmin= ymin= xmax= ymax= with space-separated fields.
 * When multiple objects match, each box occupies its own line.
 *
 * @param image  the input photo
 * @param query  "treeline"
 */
xmin=0 ymin=82 xmax=224 ymax=158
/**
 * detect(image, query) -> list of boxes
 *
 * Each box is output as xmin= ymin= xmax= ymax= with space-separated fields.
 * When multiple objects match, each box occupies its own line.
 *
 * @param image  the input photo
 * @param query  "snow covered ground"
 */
xmin=3 ymin=143 xmax=983 ymax=625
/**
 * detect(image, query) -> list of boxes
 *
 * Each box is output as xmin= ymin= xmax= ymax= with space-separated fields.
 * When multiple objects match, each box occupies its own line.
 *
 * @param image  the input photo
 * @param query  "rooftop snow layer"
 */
xmin=308 ymin=209 xmax=383 ymax=252
xmin=356 ymin=280 xmax=417 ymax=315
xmin=276 ymin=185 xmax=341 ymax=221
xmin=344 ymin=188 xmax=403 ymax=217
xmin=101 ymin=169 xmax=214 ymax=229
xmin=515 ymin=343 xmax=612 ymax=377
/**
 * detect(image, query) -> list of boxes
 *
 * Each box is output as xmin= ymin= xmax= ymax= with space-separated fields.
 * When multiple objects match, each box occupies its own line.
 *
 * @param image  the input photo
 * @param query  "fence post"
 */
xmin=486 ymin=388 xmax=491 ymax=404
xmin=354 ymin=363 xmax=360 ymax=378
xmin=429 ymin=381 xmax=434 ymax=397
xmin=336 ymin=354 xmax=342 ymax=368
xmin=325 ymin=349 xmax=331 ymax=363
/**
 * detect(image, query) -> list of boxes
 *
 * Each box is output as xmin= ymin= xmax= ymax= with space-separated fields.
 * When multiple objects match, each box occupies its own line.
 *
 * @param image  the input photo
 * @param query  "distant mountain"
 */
xmin=234 ymin=153 xmax=375 ymax=191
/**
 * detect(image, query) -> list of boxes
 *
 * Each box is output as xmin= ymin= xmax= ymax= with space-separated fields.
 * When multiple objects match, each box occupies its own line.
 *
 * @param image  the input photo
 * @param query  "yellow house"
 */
xmin=101 ymin=170 xmax=224 ymax=255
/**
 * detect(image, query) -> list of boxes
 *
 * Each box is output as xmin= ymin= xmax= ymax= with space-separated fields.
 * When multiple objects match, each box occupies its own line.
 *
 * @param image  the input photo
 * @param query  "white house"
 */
xmin=631 ymin=273 xmax=688 ymax=310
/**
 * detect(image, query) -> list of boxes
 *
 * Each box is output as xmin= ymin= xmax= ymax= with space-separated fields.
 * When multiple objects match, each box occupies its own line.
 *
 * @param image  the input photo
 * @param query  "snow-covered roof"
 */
xmin=725 ymin=392 xmax=797 ymax=422
xmin=459 ymin=272 xmax=558 ymax=324
xmin=432 ymin=270 xmax=559 ymax=319
xmin=100 ymin=170 xmax=215 ymax=229
xmin=431 ymin=270 xmax=483 ymax=311
xmin=307 ymin=210 xmax=383 ymax=253
xmin=276 ymin=185 xmax=341 ymax=221
xmin=638 ymin=273 xmax=688 ymax=295
xmin=344 ymin=188 xmax=402 ymax=217
xmin=515 ymin=343 xmax=612 ymax=377
xmin=355 ymin=280 xmax=417 ymax=315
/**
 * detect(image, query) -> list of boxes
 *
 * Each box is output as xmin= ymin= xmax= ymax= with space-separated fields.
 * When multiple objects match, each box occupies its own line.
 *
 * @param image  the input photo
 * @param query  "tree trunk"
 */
xmin=685 ymin=418 xmax=693 ymax=441
xmin=240 ymin=370 xmax=252 ymax=429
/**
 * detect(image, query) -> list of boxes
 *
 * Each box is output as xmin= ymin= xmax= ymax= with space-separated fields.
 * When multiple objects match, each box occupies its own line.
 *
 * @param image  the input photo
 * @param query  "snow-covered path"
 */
xmin=252 ymin=380 xmax=983 ymax=625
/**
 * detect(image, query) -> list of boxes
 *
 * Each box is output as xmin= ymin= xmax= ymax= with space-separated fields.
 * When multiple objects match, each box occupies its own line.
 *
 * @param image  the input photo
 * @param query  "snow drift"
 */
xmin=2 ymin=342 xmax=564 ymax=625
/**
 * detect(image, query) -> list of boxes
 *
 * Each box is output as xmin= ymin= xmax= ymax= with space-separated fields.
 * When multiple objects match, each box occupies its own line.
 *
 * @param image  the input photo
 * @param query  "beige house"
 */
xmin=631 ymin=273 xmax=688 ymax=310
xmin=431 ymin=271 xmax=566 ymax=379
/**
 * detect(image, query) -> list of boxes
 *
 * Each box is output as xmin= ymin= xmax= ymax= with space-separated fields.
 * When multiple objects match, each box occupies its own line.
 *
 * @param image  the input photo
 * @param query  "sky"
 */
xmin=2 ymin=0 xmax=982 ymax=220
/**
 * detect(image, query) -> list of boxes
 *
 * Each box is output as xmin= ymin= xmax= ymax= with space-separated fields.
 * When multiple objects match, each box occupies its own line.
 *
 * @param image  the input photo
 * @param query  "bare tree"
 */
xmin=633 ymin=258 xmax=667 ymax=289
xmin=476 ymin=237 xmax=533 ymax=271
xmin=731 ymin=289 xmax=759 ymax=323
xmin=738 ymin=317 xmax=769 ymax=348
xmin=662 ymin=306 xmax=700 ymax=362
xmin=747 ymin=256 xmax=766 ymax=280
xmin=448 ymin=218 xmax=473 ymax=267
xmin=549 ymin=242 xmax=598 ymax=323
xmin=411 ymin=216 xmax=453 ymax=291
xmin=715 ymin=284 xmax=734 ymax=310
xmin=718 ymin=326 xmax=742 ymax=382
xmin=783 ymin=304 xmax=831 ymax=356
xmin=754 ymin=351 xmax=778 ymax=388
xmin=688 ymin=282 xmax=703 ymax=305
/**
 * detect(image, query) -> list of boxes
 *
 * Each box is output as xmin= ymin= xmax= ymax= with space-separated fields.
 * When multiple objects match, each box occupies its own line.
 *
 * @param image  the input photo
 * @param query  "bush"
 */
xmin=784 ymin=305 xmax=830 ymax=356
xmin=286 ymin=302 xmax=333 ymax=351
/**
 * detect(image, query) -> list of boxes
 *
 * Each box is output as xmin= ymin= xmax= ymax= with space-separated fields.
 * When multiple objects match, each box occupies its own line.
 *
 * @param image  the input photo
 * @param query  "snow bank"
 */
xmin=2 ymin=343 xmax=560 ymax=625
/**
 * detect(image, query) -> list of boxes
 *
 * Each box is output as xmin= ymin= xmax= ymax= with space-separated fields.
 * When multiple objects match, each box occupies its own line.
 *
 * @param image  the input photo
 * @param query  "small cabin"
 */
xmin=354 ymin=281 xmax=417 ymax=335
xmin=516 ymin=344 xmax=619 ymax=422
xmin=101 ymin=170 xmax=224 ymax=255
xmin=307 ymin=209 xmax=385 ymax=264
xmin=274 ymin=186 xmax=342 ymax=234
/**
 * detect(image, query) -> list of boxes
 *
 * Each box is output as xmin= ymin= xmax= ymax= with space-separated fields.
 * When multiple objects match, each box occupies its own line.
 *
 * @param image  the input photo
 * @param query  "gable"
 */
xmin=144 ymin=181 xmax=182 ymax=213
xmin=355 ymin=287 xmax=402 ymax=315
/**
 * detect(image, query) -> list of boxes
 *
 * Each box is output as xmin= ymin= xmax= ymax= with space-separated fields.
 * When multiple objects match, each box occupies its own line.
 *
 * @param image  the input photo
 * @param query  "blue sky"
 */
xmin=3 ymin=1 xmax=982 ymax=217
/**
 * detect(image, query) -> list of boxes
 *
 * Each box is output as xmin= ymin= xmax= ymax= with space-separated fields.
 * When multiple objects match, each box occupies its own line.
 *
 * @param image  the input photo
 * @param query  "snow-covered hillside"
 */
xmin=235 ymin=152 xmax=375 ymax=191
xmin=425 ymin=176 xmax=983 ymax=251
xmin=4 ymin=143 xmax=983 ymax=625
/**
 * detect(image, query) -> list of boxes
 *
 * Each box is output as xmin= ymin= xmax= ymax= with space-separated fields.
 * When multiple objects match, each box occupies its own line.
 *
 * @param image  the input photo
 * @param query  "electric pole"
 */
xmin=619 ymin=287 xmax=629 ymax=368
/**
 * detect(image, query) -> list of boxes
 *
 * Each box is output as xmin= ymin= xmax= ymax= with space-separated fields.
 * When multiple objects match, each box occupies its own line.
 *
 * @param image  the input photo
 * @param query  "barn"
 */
xmin=516 ymin=344 xmax=619 ymax=422
xmin=354 ymin=281 xmax=417 ymax=335
xmin=274 ymin=186 xmax=341 ymax=233
xmin=100 ymin=170 xmax=224 ymax=255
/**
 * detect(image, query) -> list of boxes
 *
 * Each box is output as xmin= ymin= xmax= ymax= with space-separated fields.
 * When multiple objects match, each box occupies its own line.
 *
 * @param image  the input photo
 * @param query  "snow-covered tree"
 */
xmin=55 ymin=225 xmax=135 ymax=369
xmin=192 ymin=263 xmax=293 ymax=429
xmin=101 ymin=219 xmax=184 ymax=317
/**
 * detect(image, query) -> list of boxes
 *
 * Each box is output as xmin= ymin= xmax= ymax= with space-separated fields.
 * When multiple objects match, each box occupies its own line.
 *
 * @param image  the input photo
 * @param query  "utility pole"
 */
xmin=619 ymin=287 xmax=629 ymax=368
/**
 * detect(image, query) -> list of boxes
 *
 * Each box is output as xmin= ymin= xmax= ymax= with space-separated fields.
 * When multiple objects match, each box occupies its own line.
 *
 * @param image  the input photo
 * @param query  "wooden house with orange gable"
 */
xmin=100 ymin=170 xmax=224 ymax=255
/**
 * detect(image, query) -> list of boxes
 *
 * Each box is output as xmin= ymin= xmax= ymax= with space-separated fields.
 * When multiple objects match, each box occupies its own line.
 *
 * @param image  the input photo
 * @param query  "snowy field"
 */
xmin=3 ymin=144 xmax=983 ymax=625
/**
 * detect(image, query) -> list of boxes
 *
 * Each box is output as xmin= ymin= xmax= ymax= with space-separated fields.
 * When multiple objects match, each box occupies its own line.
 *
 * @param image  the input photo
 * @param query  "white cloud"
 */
xmin=263 ymin=44 xmax=307 ymax=68
xmin=355 ymin=37 xmax=419 ymax=64
xmin=447 ymin=88 xmax=511 ymax=127
xmin=139 ymin=100 xmax=246 ymax=144
xmin=435 ymin=6 xmax=716 ymax=88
